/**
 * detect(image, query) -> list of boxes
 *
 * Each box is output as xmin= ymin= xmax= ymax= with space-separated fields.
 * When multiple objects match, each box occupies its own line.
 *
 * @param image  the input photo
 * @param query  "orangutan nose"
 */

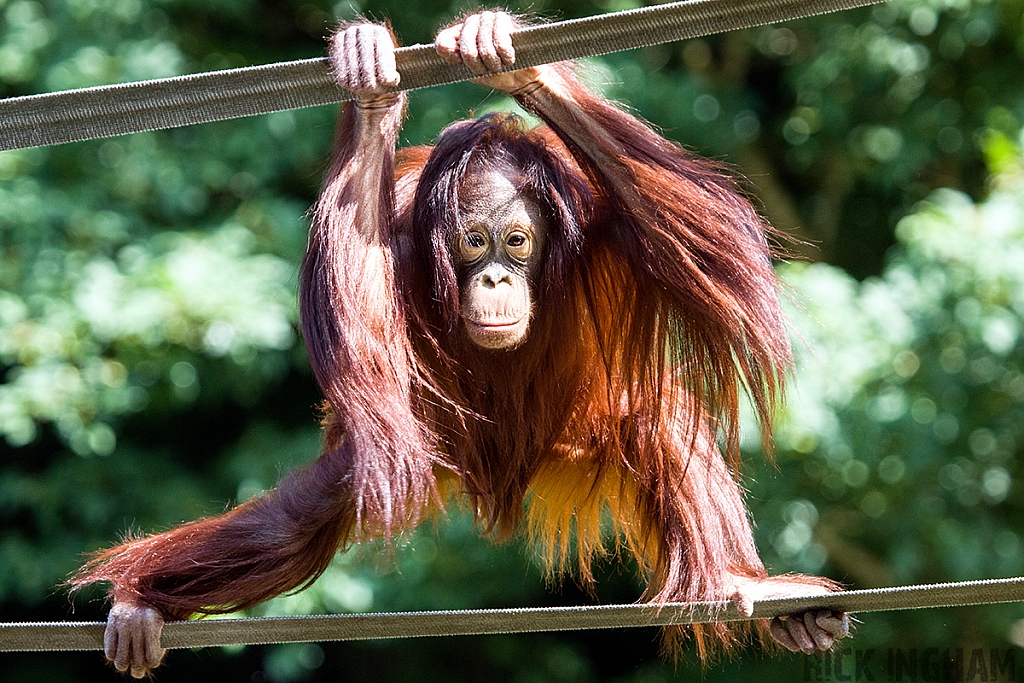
xmin=479 ymin=264 xmax=513 ymax=288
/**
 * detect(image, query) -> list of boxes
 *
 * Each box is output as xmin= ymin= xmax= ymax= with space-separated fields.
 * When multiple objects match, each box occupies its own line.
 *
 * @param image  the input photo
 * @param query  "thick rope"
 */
xmin=2 ymin=577 xmax=1022 ymax=652
xmin=0 ymin=0 xmax=881 ymax=151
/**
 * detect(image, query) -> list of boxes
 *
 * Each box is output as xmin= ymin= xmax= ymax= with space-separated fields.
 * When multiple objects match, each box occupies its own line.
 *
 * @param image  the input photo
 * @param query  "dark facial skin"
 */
xmin=457 ymin=167 xmax=547 ymax=350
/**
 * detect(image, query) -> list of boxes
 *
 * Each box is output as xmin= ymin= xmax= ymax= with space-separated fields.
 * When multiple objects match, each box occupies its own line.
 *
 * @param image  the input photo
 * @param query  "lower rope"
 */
xmin=3 ymin=577 xmax=1022 ymax=652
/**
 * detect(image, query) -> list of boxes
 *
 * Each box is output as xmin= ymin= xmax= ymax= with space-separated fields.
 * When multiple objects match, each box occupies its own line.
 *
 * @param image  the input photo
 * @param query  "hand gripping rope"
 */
xmin=7 ymin=0 xmax=1016 ymax=656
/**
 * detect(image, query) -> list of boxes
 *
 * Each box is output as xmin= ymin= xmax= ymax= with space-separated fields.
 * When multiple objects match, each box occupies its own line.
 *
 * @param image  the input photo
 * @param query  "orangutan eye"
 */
xmin=504 ymin=229 xmax=532 ymax=261
xmin=459 ymin=230 xmax=489 ymax=263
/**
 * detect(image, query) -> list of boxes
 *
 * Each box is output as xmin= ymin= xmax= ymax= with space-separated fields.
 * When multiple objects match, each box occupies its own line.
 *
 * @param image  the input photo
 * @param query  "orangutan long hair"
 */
xmin=72 ymin=65 xmax=825 ymax=656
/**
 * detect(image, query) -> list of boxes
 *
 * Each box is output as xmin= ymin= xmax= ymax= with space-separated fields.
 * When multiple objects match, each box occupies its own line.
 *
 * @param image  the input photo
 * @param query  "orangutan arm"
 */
xmin=437 ymin=10 xmax=848 ymax=655
xmin=74 ymin=23 xmax=418 ymax=678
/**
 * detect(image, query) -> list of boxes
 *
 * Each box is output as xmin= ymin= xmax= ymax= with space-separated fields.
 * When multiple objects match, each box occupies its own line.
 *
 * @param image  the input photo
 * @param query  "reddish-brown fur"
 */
xmin=72 ymin=62 xmax=832 ymax=656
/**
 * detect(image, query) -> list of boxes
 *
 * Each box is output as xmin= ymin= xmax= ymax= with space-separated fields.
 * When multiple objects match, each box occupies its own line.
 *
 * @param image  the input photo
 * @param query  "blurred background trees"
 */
xmin=2 ymin=0 xmax=1023 ymax=680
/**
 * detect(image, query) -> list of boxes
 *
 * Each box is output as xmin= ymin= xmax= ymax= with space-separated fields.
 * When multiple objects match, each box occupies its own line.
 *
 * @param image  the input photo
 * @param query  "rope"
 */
xmin=2 ymin=577 xmax=1022 ymax=652
xmin=0 ymin=0 xmax=881 ymax=152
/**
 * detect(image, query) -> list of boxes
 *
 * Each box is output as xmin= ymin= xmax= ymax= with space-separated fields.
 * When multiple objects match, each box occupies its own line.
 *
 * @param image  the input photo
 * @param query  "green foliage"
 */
xmin=0 ymin=225 xmax=296 ymax=452
xmin=748 ymin=129 xmax=1024 ymax=650
xmin=2 ymin=0 xmax=1024 ymax=681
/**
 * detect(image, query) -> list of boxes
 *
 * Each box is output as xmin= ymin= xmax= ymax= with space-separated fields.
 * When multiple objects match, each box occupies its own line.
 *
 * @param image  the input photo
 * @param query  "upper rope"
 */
xmin=0 ymin=0 xmax=881 ymax=151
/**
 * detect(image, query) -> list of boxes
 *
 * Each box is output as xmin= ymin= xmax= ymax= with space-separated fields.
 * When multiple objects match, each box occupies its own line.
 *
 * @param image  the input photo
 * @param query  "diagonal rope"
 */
xmin=2 ymin=577 xmax=1022 ymax=652
xmin=0 ymin=0 xmax=882 ymax=152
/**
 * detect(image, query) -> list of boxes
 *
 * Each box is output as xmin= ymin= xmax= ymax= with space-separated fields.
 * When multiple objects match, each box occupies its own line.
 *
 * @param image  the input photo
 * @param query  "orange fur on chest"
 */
xmin=433 ymin=442 xmax=656 ymax=591
xmin=526 ymin=454 xmax=650 ymax=585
